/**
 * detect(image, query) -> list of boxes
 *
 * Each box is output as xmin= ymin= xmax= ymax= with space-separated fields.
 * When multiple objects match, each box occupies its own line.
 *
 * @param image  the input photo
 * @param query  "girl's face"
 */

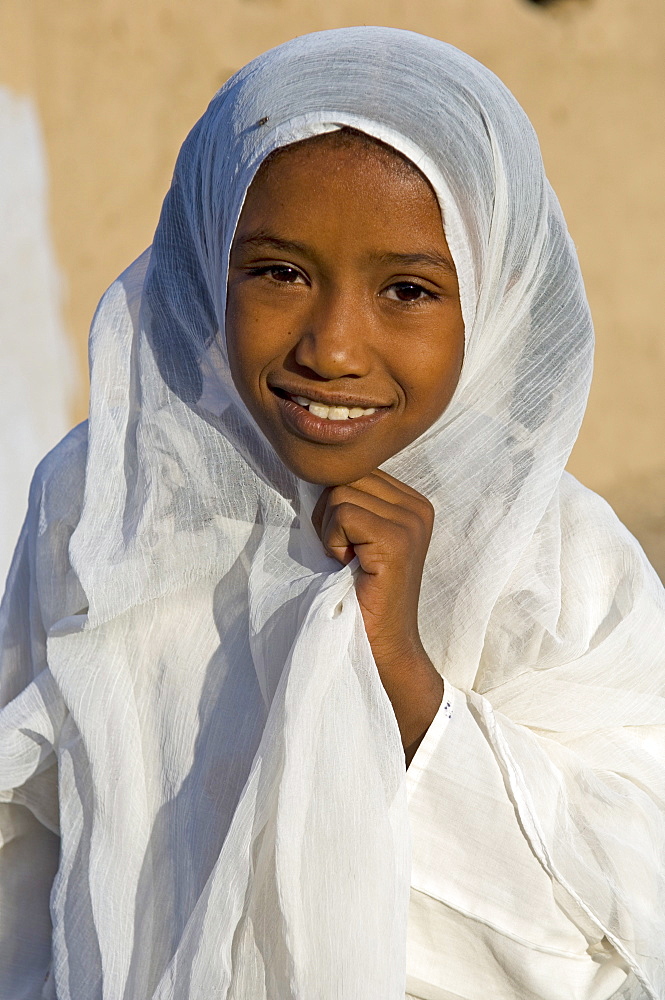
xmin=226 ymin=133 xmax=465 ymax=486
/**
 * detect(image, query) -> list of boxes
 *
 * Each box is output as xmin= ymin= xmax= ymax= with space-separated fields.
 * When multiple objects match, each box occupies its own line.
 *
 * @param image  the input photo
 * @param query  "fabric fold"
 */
xmin=1 ymin=25 xmax=663 ymax=1000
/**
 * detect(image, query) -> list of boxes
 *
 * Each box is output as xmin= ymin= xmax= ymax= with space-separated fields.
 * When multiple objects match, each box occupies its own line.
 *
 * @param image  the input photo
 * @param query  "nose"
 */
xmin=293 ymin=287 xmax=372 ymax=380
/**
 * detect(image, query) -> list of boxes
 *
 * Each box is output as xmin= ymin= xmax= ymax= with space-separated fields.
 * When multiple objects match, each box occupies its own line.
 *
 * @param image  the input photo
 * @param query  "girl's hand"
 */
xmin=312 ymin=470 xmax=444 ymax=762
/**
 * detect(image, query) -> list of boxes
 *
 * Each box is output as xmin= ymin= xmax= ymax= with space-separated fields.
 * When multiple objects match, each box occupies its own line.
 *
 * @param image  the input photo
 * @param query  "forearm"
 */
xmin=374 ymin=647 xmax=444 ymax=763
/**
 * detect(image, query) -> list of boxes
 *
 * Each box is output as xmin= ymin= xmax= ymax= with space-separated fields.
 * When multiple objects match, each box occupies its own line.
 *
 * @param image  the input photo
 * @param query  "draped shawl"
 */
xmin=1 ymin=26 xmax=664 ymax=1000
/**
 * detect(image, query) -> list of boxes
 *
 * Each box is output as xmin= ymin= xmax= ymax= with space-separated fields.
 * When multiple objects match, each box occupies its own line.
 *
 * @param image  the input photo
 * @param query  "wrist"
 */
xmin=401 ymin=665 xmax=444 ymax=750
xmin=375 ymin=646 xmax=444 ymax=751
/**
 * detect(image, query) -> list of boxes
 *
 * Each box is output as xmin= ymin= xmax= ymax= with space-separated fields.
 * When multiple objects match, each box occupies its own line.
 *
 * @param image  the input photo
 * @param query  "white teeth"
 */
xmin=290 ymin=394 xmax=378 ymax=419
xmin=328 ymin=406 xmax=349 ymax=420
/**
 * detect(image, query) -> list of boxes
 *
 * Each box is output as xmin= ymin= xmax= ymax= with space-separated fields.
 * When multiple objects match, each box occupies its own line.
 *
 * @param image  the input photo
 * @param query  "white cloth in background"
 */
xmin=0 ymin=86 xmax=73 ymax=587
xmin=1 ymin=26 xmax=664 ymax=1000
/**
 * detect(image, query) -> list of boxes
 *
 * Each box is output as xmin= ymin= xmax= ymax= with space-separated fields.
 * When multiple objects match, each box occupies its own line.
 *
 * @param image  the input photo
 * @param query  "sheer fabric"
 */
xmin=1 ymin=26 xmax=664 ymax=1000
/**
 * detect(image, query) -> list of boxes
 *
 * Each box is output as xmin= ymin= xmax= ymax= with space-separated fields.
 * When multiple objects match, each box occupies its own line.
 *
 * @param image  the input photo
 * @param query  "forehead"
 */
xmin=253 ymin=128 xmax=435 ymax=194
xmin=237 ymin=132 xmax=443 ymax=244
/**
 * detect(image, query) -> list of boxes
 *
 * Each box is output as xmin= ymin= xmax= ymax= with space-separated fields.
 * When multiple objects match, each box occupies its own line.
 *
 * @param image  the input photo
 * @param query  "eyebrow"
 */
xmin=235 ymin=232 xmax=310 ymax=256
xmin=234 ymin=231 xmax=457 ymax=277
xmin=374 ymin=251 xmax=457 ymax=277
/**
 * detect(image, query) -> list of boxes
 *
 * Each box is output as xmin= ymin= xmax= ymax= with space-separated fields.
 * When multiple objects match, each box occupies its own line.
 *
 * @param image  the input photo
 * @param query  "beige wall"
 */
xmin=2 ymin=0 xmax=664 ymax=573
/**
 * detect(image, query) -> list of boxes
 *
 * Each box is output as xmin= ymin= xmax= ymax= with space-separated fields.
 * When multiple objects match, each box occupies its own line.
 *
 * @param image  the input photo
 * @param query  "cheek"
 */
xmin=225 ymin=289 xmax=269 ymax=391
xmin=398 ymin=331 xmax=464 ymax=425
xmin=224 ymin=293 xmax=261 ymax=406
xmin=226 ymin=285 xmax=296 ymax=377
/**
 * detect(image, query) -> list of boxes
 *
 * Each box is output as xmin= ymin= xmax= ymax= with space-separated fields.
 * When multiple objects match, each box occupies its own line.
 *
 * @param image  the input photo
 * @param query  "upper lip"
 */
xmin=269 ymin=381 xmax=392 ymax=409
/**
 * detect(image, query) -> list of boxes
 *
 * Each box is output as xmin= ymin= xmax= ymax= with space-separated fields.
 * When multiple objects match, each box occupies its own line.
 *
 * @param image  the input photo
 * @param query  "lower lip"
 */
xmin=275 ymin=394 xmax=390 ymax=443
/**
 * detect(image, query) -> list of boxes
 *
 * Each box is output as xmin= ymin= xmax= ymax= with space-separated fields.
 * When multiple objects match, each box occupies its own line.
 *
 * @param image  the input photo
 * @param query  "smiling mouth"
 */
xmin=271 ymin=387 xmax=387 ymax=421
xmin=270 ymin=387 xmax=390 ymax=442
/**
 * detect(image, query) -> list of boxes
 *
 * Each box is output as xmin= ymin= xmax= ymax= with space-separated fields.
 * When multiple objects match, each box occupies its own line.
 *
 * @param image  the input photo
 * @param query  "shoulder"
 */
xmin=558 ymin=472 xmax=659 ymax=580
xmin=480 ymin=473 xmax=664 ymax=695
xmin=0 ymin=424 xmax=89 ymax=699
xmin=557 ymin=472 xmax=665 ymax=628
xmin=29 ymin=421 xmax=88 ymax=527
xmin=26 ymin=422 xmax=89 ymax=625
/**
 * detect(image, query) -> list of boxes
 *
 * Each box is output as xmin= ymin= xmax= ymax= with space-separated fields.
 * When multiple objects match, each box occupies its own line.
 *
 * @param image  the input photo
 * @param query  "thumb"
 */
xmin=311 ymin=486 xmax=331 ymax=542
xmin=311 ymin=488 xmax=356 ymax=565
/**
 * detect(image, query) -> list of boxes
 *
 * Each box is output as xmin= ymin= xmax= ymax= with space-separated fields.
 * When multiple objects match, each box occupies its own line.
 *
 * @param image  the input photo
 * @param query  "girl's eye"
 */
xmin=249 ymin=265 xmax=305 ymax=284
xmin=384 ymin=282 xmax=436 ymax=303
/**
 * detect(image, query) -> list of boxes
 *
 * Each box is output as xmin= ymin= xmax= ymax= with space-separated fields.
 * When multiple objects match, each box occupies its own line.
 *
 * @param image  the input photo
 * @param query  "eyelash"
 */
xmin=245 ymin=265 xmax=440 ymax=305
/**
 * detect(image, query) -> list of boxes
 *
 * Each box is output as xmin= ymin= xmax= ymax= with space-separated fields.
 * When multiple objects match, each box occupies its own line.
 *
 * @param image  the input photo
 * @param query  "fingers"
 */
xmin=311 ymin=471 xmax=434 ymax=567
xmin=320 ymin=485 xmax=429 ymax=547
xmin=353 ymin=468 xmax=429 ymax=502
xmin=310 ymin=474 xmax=429 ymax=544
xmin=320 ymin=498 xmax=415 ymax=570
xmin=319 ymin=501 xmax=384 ymax=564
xmin=346 ymin=470 xmax=435 ymax=523
xmin=313 ymin=486 xmax=431 ymax=570
xmin=330 ymin=474 xmax=435 ymax=548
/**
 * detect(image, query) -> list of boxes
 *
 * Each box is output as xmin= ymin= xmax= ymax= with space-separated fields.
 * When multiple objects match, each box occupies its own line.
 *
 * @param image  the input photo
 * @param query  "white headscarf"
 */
xmin=2 ymin=25 xmax=664 ymax=1000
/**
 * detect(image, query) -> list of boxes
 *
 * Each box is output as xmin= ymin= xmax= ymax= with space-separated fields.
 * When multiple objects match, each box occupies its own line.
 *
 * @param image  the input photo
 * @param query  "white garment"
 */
xmin=1 ymin=26 xmax=663 ymax=1000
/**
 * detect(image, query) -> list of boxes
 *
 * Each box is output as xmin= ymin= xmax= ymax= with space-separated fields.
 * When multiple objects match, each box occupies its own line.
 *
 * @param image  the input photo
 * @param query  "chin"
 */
xmin=279 ymin=450 xmax=377 ymax=487
xmin=298 ymin=471 xmax=359 ymax=487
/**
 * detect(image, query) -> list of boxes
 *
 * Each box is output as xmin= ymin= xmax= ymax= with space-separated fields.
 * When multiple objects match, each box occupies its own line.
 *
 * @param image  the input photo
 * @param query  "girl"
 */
xmin=1 ymin=26 xmax=663 ymax=1000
